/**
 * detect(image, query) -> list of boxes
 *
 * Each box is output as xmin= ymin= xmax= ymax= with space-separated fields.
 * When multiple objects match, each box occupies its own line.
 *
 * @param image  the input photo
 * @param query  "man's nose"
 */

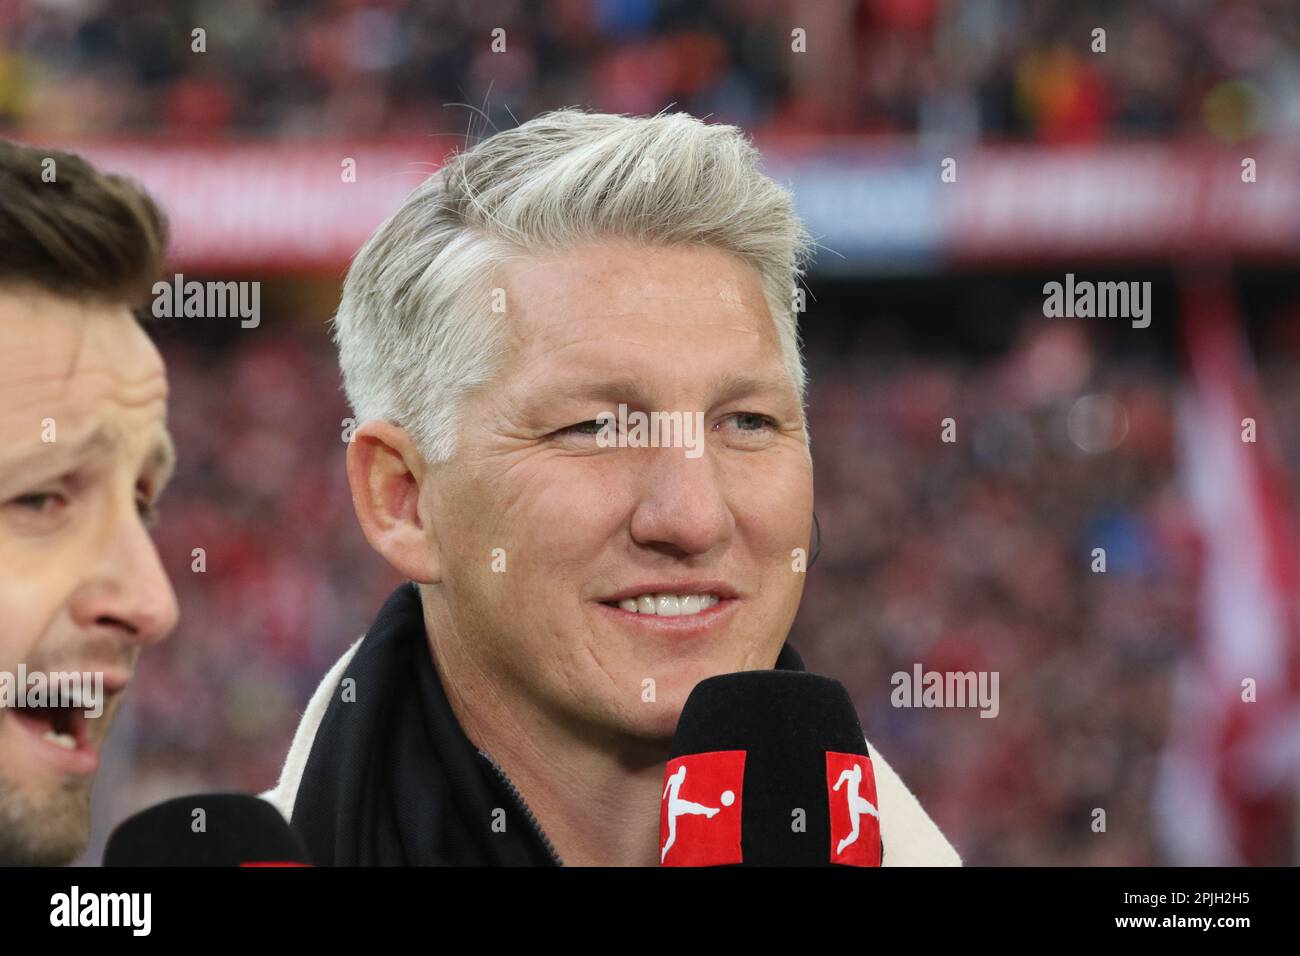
xmin=628 ymin=445 xmax=733 ymax=555
xmin=70 ymin=503 xmax=180 ymax=647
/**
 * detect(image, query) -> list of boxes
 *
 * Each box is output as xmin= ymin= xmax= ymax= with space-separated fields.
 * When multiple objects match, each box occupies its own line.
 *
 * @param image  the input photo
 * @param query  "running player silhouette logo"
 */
xmin=661 ymin=765 xmax=723 ymax=862
xmin=659 ymin=751 xmax=745 ymax=866
xmin=826 ymin=752 xmax=882 ymax=866
xmin=832 ymin=762 xmax=879 ymax=853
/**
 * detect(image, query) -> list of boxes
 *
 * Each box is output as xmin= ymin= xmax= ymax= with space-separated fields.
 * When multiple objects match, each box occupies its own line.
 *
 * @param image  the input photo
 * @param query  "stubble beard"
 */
xmin=0 ymin=771 xmax=93 ymax=866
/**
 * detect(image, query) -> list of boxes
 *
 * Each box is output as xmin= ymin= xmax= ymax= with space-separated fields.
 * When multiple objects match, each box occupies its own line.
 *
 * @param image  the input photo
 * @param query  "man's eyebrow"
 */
xmin=711 ymin=372 xmax=798 ymax=404
xmin=0 ymin=426 xmax=174 ymax=483
xmin=0 ymin=425 xmax=116 ymax=485
xmin=536 ymin=377 xmax=650 ymax=406
xmin=70 ymin=426 xmax=117 ymax=459
xmin=536 ymin=372 xmax=795 ymax=407
xmin=23 ymin=426 xmax=115 ymax=466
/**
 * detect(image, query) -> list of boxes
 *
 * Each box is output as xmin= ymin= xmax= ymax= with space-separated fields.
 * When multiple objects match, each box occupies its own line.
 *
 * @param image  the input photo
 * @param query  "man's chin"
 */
xmin=625 ymin=700 xmax=686 ymax=743
xmin=607 ymin=676 xmax=712 ymax=743
xmin=578 ymin=653 xmax=778 ymax=743
xmin=0 ymin=778 xmax=93 ymax=866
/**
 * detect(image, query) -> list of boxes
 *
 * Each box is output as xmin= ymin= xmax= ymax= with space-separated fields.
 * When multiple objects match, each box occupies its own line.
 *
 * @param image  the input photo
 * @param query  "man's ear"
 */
xmin=346 ymin=421 xmax=442 ymax=583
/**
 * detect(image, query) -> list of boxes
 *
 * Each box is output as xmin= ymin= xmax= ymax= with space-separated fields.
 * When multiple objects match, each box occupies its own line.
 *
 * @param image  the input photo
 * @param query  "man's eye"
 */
xmin=730 ymin=412 xmax=776 ymax=432
xmin=719 ymin=412 xmax=779 ymax=437
xmin=558 ymin=414 xmax=777 ymax=438
xmin=10 ymin=492 xmax=67 ymax=513
xmin=559 ymin=420 xmax=612 ymax=436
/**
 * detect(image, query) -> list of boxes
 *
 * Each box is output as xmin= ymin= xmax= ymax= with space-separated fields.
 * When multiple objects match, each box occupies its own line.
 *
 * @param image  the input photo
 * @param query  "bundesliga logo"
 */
xmin=659 ymin=750 xmax=881 ymax=866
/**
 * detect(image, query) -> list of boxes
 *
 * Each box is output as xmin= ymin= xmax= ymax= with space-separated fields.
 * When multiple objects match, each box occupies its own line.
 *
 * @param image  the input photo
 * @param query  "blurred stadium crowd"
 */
xmin=1 ymin=0 xmax=1297 ymax=141
xmin=803 ymin=319 xmax=1194 ymax=865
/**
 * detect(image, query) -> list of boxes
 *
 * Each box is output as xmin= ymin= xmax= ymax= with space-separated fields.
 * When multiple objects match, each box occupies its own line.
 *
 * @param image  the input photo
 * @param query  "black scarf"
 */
xmin=290 ymin=581 xmax=807 ymax=866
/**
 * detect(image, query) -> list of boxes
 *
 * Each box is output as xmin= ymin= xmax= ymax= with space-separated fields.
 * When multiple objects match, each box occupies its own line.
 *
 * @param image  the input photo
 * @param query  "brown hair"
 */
xmin=0 ymin=138 xmax=168 ymax=308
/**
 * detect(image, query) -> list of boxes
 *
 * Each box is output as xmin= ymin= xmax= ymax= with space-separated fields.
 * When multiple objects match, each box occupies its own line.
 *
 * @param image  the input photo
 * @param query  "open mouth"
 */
xmin=6 ymin=701 xmax=99 ymax=773
xmin=11 ymin=701 xmax=91 ymax=749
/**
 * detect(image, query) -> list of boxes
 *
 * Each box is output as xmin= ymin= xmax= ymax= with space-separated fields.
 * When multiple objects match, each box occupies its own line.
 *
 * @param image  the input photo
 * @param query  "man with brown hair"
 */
xmin=0 ymin=139 xmax=179 ymax=865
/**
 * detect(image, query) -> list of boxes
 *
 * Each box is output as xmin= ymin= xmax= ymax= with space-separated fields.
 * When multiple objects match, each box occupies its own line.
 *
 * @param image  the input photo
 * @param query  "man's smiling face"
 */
xmin=0 ymin=286 xmax=178 ymax=865
xmin=426 ymin=239 xmax=813 ymax=741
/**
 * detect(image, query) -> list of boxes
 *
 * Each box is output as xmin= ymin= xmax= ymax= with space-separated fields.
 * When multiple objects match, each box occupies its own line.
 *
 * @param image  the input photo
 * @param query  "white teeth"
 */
xmin=43 ymin=730 xmax=76 ymax=750
xmin=612 ymin=593 xmax=722 ymax=616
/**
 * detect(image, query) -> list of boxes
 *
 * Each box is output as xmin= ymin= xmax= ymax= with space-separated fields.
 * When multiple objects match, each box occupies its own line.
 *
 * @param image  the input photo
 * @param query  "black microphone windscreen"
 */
xmin=104 ymin=793 xmax=310 ymax=866
xmin=664 ymin=670 xmax=878 ymax=866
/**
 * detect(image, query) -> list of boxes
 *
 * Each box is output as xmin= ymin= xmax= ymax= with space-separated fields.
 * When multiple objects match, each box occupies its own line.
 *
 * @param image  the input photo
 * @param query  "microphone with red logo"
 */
xmin=104 ymin=794 xmax=311 ymax=866
xmin=660 ymin=670 xmax=882 ymax=866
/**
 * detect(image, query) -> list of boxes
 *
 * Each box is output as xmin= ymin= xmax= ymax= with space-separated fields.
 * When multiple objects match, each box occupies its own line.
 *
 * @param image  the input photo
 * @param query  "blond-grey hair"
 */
xmin=332 ymin=107 xmax=815 ymax=462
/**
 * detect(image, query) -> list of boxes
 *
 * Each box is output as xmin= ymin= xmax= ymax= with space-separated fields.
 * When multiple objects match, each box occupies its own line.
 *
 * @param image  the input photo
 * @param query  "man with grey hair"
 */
xmin=264 ymin=108 xmax=960 ymax=866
